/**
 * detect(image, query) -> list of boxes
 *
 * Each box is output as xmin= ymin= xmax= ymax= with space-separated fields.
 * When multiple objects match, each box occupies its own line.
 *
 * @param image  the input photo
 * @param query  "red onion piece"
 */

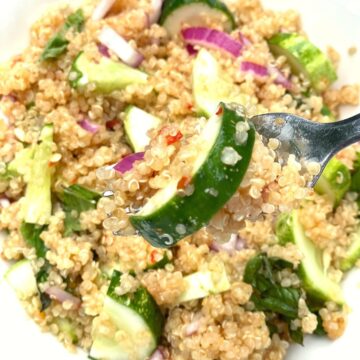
xmin=238 ymin=32 xmax=251 ymax=47
xmin=114 ymin=152 xmax=145 ymax=174
xmin=45 ymin=287 xmax=81 ymax=308
xmin=240 ymin=61 xmax=292 ymax=90
xmin=268 ymin=66 xmax=293 ymax=90
xmin=97 ymin=43 xmax=110 ymax=58
xmin=211 ymin=234 xmax=246 ymax=254
xmin=186 ymin=44 xmax=198 ymax=56
xmin=92 ymin=0 xmax=116 ymax=21
xmin=241 ymin=61 xmax=268 ymax=77
xmin=182 ymin=27 xmax=243 ymax=57
xmin=148 ymin=0 xmax=163 ymax=25
xmin=78 ymin=119 xmax=100 ymax=134
xmin=149 ymin=348 xmax=165 ymax=360
xmin=98 ymin=26 xmax=144 ymax=68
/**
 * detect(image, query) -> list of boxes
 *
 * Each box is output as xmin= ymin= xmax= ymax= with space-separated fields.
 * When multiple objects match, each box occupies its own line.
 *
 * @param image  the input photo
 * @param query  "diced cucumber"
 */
xmin=56 ymin=318 xmax=79 ymax=344
xmin=159 ymin=0 xmax=236 ymax=36
xmin=21 ymin=124 xmax=54 ymax=225
xmin=268 ymin=33 xmax=337 ymax=93
xmin=130 ymin=102 xmax=255 ymax=248
xmin=340 ymin=227 xmax=360 ymax=271
xmin=193 ymin=49 xmax=254 ymax=117
xmin=124 ymin=106 xmax=162 ymax=152
xmin=90 ymin=271 xmax=164 ymax=360
xmin=178 ymin=262 xmax=230 ymax=302
xmin=276 ymin=210 xmax=344 ymax=305
xmin=320 ymin=105 xmax=336 ymax=122
xmin=69 ymin=52 xmax=148 ymax=93
xmin=314 ymin=158 xmax=351 ymax=207
xmin=4 ymin=260 xmax=38 ymax=300
xmin=7 ymin=146 xmax=35 ymax=177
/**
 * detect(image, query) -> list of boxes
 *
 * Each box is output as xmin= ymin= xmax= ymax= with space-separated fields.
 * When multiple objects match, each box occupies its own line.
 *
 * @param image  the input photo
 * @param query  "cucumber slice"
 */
xmin=90 ymin=271 xmax=164 ymax=360
xmin=159 ymin=0 xmax=236 ymax=36
xmin=268 ymin=33 xmax=337 ymax=93
xmin=69 ymin=52 xmax=148 ymax=93
xmin=193 ymin=49 xmax=253 ymax=117
xmin=7 ymin=146 xmax=35 ymax=177
xmin=130 ymin=102 xmax=255 ymax=248
xmin=314 ymin=158 xmax=351 ymax=207
xmin=178 ymin=262 xmax=230 ymax=302
xmin=340 ymin=228 xmax=360 ymax=272
xmin=124 ymin=106 xmax=162 ymax=152
xmin=21 ymin=124 xmax=54 ymax=225
xmin=56 ymin=318 xmax=79 ymax=344
xmin=4 ymin=260 xmax=38 ymax=300
xmin=276 ymin=210 xmax=344 ymax=305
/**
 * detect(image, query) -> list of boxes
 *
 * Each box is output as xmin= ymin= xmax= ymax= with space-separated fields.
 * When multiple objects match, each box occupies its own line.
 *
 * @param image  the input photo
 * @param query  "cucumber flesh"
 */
xmin=160 ymin=0 xmax=236 ymax=36
xmin=56 ymin=318 xmax=79 ymax=344
xmin=178 ymin=262 xmax=230 ymax=302
xmin=7 ymin=146 xmax=35 ymax=177
xmin=276 ymin=210 xmax=344 ymax=305
xmin=130 ymin=102 xmax=255 ymax=248
xmin=123 ymin=106 xmax=161 ymax=152
xmin=4 ymin=260 xmax=38 ymax=300
xmin=268 ymin=33 xmax=337 ymax=93
xmin=340 ymin=228 xmax=360 ymax=272
xmin=21 ymin=124 xmax=54 ymax=225
xmin=90 ymin=271 xmax=164 ymax=360
xmin=69 ymin=52 xmax=148 ymax=93
xmin=314 ymin=158 xmax=351 ymax=207
xmin=193 ymin=49 xmax=254 ymax=117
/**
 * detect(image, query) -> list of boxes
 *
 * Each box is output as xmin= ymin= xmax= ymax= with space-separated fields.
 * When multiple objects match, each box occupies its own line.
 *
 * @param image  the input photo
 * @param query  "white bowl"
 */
xmin=1 ymin=0 xmax=360 ymax=359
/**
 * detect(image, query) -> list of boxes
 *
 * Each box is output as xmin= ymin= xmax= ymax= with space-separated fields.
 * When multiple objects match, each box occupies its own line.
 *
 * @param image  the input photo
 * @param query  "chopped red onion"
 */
xmin=3 ymin=94 xmax=17 ymax=102
xmin=92 ymin=0 xmax=116 ymax=21
xmin=240 ymin=61 xmax=292 ymax=90
xmin=238 ymin=32 xmax=251 ymax=47
xmin=114 ymin=152 xmax=145 ymax=174
xmin=78 ymin=119 xmax=100 ymax=134
xmin=45 ymin=287 xmax=81 ymax=308
xmin=241 ymin=61 xmax=268 ymax=77
xmin=268 ymin=66 xmax=293 ymax=90
xmin=148 ymin=0 xmax=163 ymax=25
xmin=186 ymin=44 xmax=198 ymax=56
xmin=182 ymin=27 xmax=243 ymax=57
xmin=98 ymin=26 xmax=144 ymax=68
xmin=149 ymin=348 xmax=165 ymax=360
xmin=210 ymin=234 xmax=246 ymax=254
xmin=97 ymin=43 xmax=110 ymax=58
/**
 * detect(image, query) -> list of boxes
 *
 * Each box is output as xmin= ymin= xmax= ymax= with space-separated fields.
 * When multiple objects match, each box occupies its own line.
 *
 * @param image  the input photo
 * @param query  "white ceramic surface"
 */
xmin=0 ymin=0 xmax=360 ymax=359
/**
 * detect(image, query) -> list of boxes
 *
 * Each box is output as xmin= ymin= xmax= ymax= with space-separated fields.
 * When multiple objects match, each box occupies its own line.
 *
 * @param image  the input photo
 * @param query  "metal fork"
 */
xmin=250 ymin=112 xmax=360 ymax=186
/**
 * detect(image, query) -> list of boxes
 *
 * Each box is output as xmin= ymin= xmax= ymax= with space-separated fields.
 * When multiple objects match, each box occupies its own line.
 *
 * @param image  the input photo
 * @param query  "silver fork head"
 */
xmin=250 ymin=113 xmax=329 ymax=186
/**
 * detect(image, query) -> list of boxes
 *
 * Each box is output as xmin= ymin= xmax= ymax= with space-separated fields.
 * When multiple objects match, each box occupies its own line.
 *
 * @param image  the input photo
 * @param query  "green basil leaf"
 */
xmin=20 ymin=222 xmax=47 ymax=258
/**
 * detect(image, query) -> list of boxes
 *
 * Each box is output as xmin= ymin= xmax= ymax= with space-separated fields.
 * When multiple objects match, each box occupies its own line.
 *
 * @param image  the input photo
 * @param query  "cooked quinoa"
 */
xmin=0 ymin=0 xmax=360 ymax=359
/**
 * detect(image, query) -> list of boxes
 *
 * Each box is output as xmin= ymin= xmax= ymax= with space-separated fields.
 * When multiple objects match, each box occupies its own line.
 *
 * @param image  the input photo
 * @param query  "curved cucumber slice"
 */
xmin=69 ymin=52 xmax=148 ymax=93
xmin=130 ymin=102 xmax=255 ymax=248
xmin=268 ymin=33 xmax=337 ymax=93
xmin=90 ymin=271 xmax=164 ymax=360
xmin=340 ymin=227 xmax=360 ymax=272
xmin=124 ymin=106 xmax=162 ymax=152
xmin=4 ymin=260 xmax=38 ymax=300
xmin=178 ymin=262 xmax=230 ymax=302
xmin=276 ymin=210 xmax=344 ymax=305
xmin=193 ymin=49 xmax=253 ymax=117
xmin=314 ymin=158 xmax=351 ymax=207
xmin=160 ymin=0 xmax=236 ymax=36
xmin=21 ymin=124 xmax=54 ymax=225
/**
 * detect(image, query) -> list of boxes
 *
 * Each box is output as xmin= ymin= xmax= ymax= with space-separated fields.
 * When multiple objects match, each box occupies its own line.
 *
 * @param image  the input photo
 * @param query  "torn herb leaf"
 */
xmin=20 ymin=222 xmax=47 ymax=258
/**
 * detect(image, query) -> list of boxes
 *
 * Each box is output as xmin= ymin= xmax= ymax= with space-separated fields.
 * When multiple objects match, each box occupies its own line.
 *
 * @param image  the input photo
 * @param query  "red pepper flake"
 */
xmin=106 ymin=119 xmax=120 ymax=130
xmin=150 ymin=250 xmax=158 ymax=264
xmin=177 ymin=176 xmax=190 ymax=190
xmin=216 ymin=106 xmax=223 ymax=115
xmin=166 ymin=131 xmax=183 ymax=145
xmin=48 ymin=161 xmax=56 ymax=168
xmin=187 ymin=103 xmax=193 ymax=111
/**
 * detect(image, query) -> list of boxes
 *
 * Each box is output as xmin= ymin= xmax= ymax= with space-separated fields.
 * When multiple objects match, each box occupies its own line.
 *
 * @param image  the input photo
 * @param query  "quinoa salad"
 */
xmin=1 ymin=0 xmax=360 ymax=359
